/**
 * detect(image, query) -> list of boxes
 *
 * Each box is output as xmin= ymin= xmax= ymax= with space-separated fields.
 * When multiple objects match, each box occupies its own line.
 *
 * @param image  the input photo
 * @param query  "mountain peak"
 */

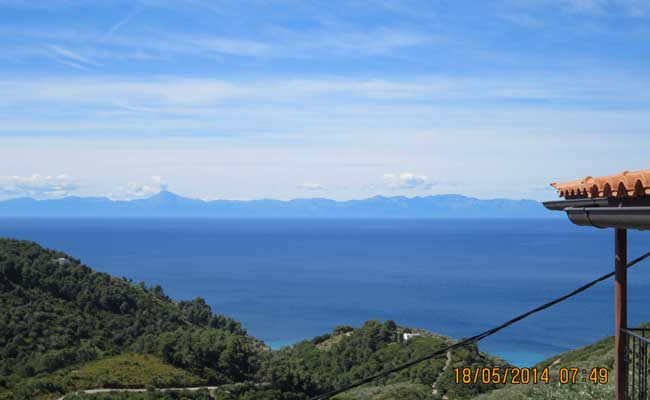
xmin=151 ymin=190 xmax=181 ymax=200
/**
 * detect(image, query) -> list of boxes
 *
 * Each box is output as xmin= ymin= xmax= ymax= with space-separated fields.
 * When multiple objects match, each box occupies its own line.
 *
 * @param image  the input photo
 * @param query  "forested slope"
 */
xmin=0 ymin=239 xmax=261 ymax=399
xmin=0 ymin=239 xmax=510 ymax=400
xmin=256 ymin=323 xmax=509 ymax=400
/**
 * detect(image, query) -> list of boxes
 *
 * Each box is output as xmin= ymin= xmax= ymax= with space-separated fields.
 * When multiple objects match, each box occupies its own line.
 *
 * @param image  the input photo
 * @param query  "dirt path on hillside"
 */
xmin=56 ymin=386 xmax=220 ymax=399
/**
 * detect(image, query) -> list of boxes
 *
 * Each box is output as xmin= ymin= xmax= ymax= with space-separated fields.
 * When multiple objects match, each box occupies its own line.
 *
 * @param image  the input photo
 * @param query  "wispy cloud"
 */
xmin=3 ymin=73 xmax=649 ymax=113
xmin=105 ymin=6 xmax=142 ymax=38
xmin=146 ymin=27 xmax=431 ymax=58
xmin=0 ymin=174 xmax=79 ymax=199
xmin=176 ymin=35 xmax=272 ymax=57
xmin=1 ymin=23 xmax=432 ymax=65
xmin=511 ymin=0 xmax=650 ymax=16
xmin=564 ymin=0 xmax=607 ymax=13
xmin=0 ymin=73 xmax=648 ymax=143
xmin=271 ymin=27 xmax=434 ymax=56
xmin=562 ymin=0 xmax=650 ymax=15
xmin=48 ymin=44 xmax=100 ymax=69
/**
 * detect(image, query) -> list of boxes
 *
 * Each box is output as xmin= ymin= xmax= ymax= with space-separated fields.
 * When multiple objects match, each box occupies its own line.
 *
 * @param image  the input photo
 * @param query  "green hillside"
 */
xmin=0 ymin=239 xmax=261 ymax=399
xmin=471 ymin=335 xmax=616 ymax=400
xmin=256 ymin=323 xmax=509 ymax=400
xmin=1 ymin=238 xmax=621 ymax=400
xmin=65 ymin=390 xmax=215 ymax=399
xmin=65 ymin=353 xmax=205 ymax=389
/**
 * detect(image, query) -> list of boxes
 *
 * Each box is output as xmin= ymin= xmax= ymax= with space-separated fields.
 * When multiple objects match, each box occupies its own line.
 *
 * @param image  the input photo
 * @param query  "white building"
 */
xmin=402 ymin=332 xmax=421 ymax=341
xmin=53 ymin=257 xmax=70 ymax=265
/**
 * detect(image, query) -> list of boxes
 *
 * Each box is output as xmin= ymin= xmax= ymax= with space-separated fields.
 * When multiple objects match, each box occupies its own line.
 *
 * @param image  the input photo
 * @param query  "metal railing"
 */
xmin=623 ymin=328 xmax=650 ymax=400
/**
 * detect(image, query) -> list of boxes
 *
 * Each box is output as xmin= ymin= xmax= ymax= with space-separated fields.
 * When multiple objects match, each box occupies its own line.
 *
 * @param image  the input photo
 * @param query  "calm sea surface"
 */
xmin=2 ymin=218 xmax=650 ymax=367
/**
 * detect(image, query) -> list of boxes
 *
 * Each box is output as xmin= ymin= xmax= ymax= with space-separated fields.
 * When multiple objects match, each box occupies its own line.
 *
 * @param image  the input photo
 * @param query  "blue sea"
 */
xmin=2 ymin=218 xmax=650 ymax=367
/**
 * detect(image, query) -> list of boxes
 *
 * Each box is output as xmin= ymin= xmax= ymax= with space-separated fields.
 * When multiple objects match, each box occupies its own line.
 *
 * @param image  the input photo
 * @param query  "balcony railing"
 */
xmin=623 ymin=328 xmax=650 ymax=400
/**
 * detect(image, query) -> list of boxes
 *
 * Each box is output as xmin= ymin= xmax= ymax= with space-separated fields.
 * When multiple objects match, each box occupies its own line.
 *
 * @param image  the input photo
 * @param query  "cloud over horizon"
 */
xmin=108 ymin=176 xmax=169 ymax=200
xmin=382 ymin=172 xmax=435 ymax=190
xmin=0 ymin=174 xmax=79 ymax=199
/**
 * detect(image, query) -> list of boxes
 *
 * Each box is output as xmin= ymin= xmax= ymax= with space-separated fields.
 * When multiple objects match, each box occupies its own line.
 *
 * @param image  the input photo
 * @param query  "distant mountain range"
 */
xmin=0 ymin=191 xmax=555 ymax=218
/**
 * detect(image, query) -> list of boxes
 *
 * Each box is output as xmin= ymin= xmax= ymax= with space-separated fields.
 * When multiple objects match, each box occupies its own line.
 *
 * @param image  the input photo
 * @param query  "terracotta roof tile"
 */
xmin=551 ymin=169 xmax=650 ymax=199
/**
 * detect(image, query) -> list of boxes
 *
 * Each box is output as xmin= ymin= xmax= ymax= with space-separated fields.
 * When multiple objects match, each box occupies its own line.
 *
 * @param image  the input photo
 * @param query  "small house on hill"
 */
xmin=402 ymin=332 xmax=421 ymax=341
xmin=52 ymin=257 xmax=70 ymax=265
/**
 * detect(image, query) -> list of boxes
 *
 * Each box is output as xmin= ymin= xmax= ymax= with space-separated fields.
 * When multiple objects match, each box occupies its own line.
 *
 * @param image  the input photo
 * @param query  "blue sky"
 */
xmin=1 ymin=0 xmax=649 ymax=200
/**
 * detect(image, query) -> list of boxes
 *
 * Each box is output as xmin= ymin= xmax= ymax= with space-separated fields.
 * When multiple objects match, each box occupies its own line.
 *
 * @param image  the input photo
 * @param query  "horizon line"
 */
xmin=0 ymin=190 xmax=548 ymax=203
